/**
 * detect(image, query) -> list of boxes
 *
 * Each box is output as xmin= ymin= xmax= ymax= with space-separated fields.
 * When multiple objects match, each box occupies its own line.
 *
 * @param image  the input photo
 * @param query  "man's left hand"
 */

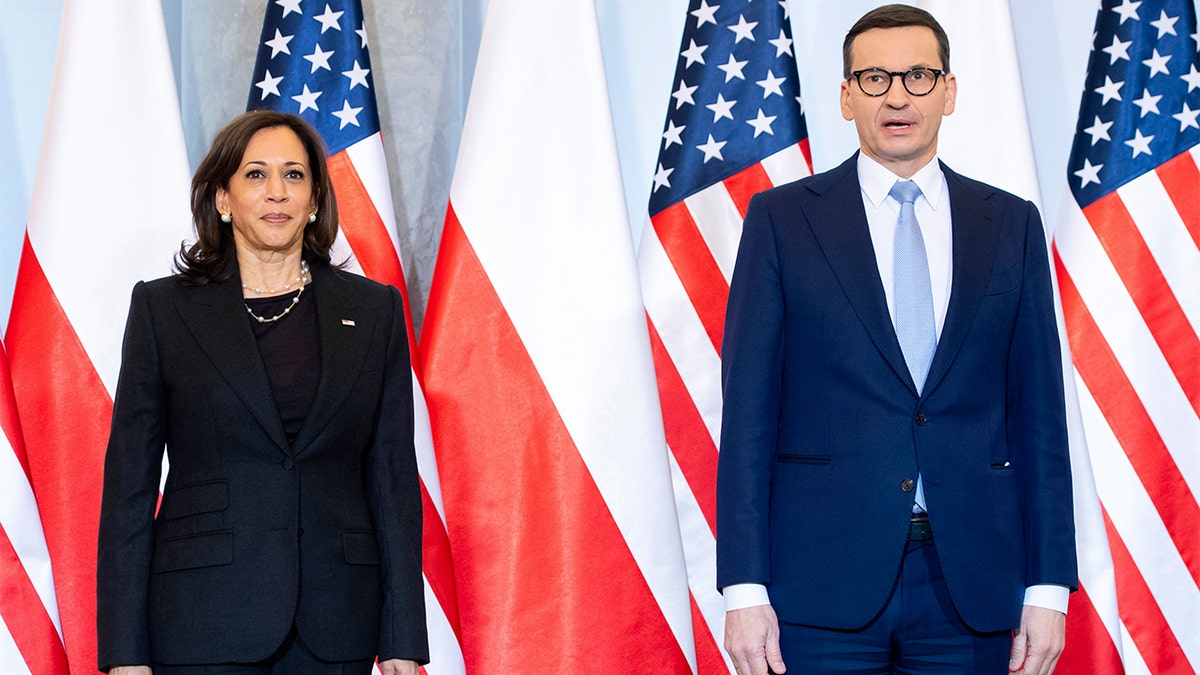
xmin=378 ymin=658 xmax=419 ymax=675
xmin=1008 ymin=605 xmax=1066 ymax=675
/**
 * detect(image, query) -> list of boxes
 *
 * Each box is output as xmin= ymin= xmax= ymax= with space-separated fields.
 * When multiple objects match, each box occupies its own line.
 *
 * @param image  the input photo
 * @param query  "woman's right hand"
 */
xmin=110 ymin=667 xmax=152 ymax=675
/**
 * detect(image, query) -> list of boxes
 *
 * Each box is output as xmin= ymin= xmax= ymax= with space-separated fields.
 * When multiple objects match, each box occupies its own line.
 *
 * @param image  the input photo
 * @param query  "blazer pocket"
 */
xmin=152 ymin=530 xmax=233 ymax=573
xmin=776 ymin=453 xmax=832 ymax=465
xmin=343 ymin=530 xmax=381 ymax=565
xmin=160 ymin=480 xmax=228 ymax=520
xmin=983 ymin=262 xmax=1020 ymax=296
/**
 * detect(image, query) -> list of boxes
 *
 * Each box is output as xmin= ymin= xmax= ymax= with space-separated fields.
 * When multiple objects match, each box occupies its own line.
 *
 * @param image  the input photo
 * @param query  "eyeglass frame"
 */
xmin=847 ymin=67 xmax=946 ymax=97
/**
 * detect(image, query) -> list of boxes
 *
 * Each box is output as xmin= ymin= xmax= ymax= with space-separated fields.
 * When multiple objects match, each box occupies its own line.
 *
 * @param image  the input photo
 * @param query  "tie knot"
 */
xmin=889 ymin=180 xmax=922 ymax=206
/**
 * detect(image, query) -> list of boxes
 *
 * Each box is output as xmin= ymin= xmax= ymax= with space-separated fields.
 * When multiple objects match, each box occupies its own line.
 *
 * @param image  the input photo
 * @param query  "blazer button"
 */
xmin=915 ymin=412 xmax=927 ymax=426
xmin=281 ymin=457 xmax=295 ymax=470
xmin=901 ymin=478 xmax=915 ymax=492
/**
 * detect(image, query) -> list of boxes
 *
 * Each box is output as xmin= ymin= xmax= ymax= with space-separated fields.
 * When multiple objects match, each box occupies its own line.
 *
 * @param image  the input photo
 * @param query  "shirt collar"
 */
xmin=856 ymin=152 xmax=946 ymax=211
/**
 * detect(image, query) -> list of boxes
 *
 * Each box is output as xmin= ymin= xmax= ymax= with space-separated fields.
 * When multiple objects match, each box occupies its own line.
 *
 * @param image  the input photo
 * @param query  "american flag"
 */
xmin=636 ymin=0 xmax=811 ymax=671
xmin=1052 ymin=0 xmax=1200 ymax=672
xmin=246 ymin=2 xmax=465 ymax=672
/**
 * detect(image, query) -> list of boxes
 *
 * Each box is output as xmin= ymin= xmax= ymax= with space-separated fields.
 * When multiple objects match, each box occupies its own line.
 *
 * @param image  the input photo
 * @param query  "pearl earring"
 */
xmin=220 ymin=212 xmax=232 ymax=223
xmin=308 ymin=212 xmax=317 ymax=223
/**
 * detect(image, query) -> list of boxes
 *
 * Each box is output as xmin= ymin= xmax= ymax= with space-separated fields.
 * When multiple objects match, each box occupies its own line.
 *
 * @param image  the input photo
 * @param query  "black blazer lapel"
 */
xmin=806 ymin=154 xmax=915 ymax=393
xmin=291 ymin=265 xmax=377 ymax=454
xmin=922 ymin=163 xmax=1002 ymax=397
xmin=174 ymin=277 xmax=291 ymax=453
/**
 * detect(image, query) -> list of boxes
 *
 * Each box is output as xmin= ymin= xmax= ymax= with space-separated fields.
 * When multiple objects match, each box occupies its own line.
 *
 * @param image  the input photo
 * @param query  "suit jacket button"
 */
xmin=281 ymin=457 xmax=295 ymax=470
xmin=901 ymin=478 xmax=915 ymax=492
xmin=915 ymin=412 xmax=927 ymax=426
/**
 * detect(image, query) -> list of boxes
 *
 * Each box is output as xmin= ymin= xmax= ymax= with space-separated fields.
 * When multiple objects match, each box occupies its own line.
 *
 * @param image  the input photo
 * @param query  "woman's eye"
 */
xmin=246 ymin=169 xmax=264 ymax=179
xmin=286 ymin=170 xmax=306 ymax=180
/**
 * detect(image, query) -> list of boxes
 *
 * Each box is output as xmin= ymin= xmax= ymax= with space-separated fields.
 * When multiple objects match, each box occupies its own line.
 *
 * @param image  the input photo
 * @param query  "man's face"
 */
xmin=840 ymin=25 xmax=956 ymax=178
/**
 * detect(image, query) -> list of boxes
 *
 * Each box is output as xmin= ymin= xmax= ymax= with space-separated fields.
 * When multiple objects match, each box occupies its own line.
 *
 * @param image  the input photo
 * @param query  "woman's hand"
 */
xmin=378 ymin=658 xmax=420 ymax=675
xmin=109 ymin=667 xmax=152 ymax=675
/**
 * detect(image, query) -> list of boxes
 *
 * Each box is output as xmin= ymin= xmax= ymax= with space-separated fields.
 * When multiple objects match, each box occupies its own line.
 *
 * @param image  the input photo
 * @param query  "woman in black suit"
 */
xmin=97 ymin=111 xmax=427 ymax=674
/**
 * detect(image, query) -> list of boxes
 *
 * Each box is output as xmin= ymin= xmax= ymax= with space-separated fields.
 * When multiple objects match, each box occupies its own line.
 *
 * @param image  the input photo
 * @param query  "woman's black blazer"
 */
xmin=97 ymin=262 xmax=428 ymax=670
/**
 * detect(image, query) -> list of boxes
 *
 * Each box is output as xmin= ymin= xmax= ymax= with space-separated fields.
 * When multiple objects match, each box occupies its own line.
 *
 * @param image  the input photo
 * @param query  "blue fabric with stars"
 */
xmin=1068 ymin=0 xmax=1200 ymax=208
xmin=648 ymin=0 xmax=809 ymax=218
xmin=247 ymin=0 xmax=380 ymax=156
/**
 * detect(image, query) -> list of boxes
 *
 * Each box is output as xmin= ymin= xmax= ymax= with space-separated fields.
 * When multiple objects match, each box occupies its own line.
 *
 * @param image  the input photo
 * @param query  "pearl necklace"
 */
xmin=242 ymin=259 xmax=311 ymax=296
xmin=243 ymin=260 xmax=310 ymax=324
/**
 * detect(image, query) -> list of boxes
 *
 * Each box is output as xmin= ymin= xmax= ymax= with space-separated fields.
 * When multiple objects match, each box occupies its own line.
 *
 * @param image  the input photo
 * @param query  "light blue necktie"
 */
xmin=890 ymin=179 xmax=935 ymax=512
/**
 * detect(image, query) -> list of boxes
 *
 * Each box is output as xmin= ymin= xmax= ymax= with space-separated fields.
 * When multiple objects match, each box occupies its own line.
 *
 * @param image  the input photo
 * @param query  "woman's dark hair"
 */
xmin=842 ymin=4 xmax=950 ymax=79
xmin=175 ymin=110 xmax=339 ymax=282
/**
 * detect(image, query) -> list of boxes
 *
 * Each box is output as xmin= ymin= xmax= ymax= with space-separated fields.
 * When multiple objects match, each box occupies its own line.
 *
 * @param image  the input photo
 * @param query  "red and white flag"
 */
xmin=636 ymin=1 xmax=810 ymax=670
xmin=1053 ymin=0 xmax=1200 ymax=672
xmin=245 ymin=2 xmax=464 ymax=670
xmin=420 ymin=0 xmax=696 ymax=671
xmin=4 ymin=0 xmax=193 ymax=672
xmin=0 ymin=341 xmax=69 ymax=674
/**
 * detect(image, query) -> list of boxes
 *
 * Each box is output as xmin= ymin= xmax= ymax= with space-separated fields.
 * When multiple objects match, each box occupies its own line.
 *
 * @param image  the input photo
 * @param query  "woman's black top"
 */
xmin=245 ymin=287 xmax=319 ymax=446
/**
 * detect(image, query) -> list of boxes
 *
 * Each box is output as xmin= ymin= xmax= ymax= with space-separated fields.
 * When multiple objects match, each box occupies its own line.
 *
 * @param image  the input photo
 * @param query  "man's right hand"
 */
xmin=109 ymin=667 xmax=151 ymax=675
xmin=724 ymin=604 xmax=786 ymax=675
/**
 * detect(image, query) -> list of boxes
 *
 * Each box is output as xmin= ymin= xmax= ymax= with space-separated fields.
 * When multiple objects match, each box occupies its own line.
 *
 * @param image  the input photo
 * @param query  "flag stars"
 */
xmin=662 ymin=120 xmax=685 ymax=148
xmin=757 ymin=70 xmax=786 ymax=98
xmin=707 ymin=93 xmax=737 ymax=122
xmin=747 ymin=109 xmax=777 ymax=137
xmin=1142 ymin=49 xmax=1171 ymax=77
xmin=696 ymin=134 xmax=727 ymax=163
xmin=691 ymin=0 xmax=719 ymax=28
xmin=1101 ymin=34 xmax=1131 ymax=64
xmin=255 ymin=69 xmax=283 ymax=100
xmin=652 ymin=163 xmax=674 ymax=192
xmin=1149 ymin=10 xmax=1178 ymax=38
xmin=1111 ymin=0 xmax=1141 ymax=24
xmin=1132 ymin=88 xmax=1162 ymax=116
xmin=1182 ymin=64 xmax=1200 ymax=92
xmin=779 ymin=0 xmax=789 ymax=21
xmin=292 ymin=84 xmax=321 ymax=113
xmin=276 ymin=0 xmax=302 ymax=18
xmin=1173 ymin=102 xmax=1199 ymax=131
xmin=1124 ymin=128 xmax=1153 ymax=157
xmin=1074 ymin=158 xmax=1103 ymax=187
xmin=1082 ymin=116 xmax=1113 ymax=145
xmin=681 ymin=39 xmax=708 ymax=67
xmin=332 ymin=100 xmax=364 ymax=129
xmin=718 ymin=53 xmax=749 ymax=82
xmin=343 ymin=60 xmax=370 ymax=89
xmin=314 ymin=4 xmax=344 ymax=33
xmin=672 ymin=79 xmax=698 ymax=109
xmin=728 ymin=15 xmax=758 ymax=43
xmin=265 ymin=29 xmax=293 ymax=58
xmin=1094 ymin=76 xmax=1124 ymax=104
xmin=356 ymin=22 xmax=369 ymax=48
xmin=769 ymin=30 xmax=794 ymax=58
xmin=304 ymin=44 xmax=334 ymax=73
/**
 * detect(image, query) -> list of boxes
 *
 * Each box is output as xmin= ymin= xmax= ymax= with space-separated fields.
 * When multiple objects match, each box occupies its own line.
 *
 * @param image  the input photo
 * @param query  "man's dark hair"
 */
xmin=842 ymin=4 xmax=950 ymax=79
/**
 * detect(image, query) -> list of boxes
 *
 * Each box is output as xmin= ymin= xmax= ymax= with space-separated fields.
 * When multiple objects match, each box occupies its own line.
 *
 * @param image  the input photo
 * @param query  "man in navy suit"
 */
xmin=716 ymin=5 xmax=1076 ymax=674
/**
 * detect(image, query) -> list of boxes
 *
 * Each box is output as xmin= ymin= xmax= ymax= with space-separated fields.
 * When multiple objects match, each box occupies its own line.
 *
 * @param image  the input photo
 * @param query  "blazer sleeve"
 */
xmin=1008 ymin=202 xmax=1078 ymax=590
xmin=716 ymin=193 xmax=786 ymax=591
xmin=97 ymin=281 xmax=166 ymax=671
xmin=368 ymin=285 xmax=430 ymax=663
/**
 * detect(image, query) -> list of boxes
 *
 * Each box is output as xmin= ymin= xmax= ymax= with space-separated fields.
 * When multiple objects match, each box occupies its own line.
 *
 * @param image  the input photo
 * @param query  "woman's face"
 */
xmin=215 ymin=126 xmax=317 ymax=258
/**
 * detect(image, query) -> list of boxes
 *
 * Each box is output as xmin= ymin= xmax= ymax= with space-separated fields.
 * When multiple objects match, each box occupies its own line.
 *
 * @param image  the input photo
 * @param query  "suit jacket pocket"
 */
xmin=152 ymin=530 xmax=233 ymax=573
xmin=984 ymin=262 xmax=1020 ymax=296
xmin=343 ymin=530 xmax=381 ymax=565
xmin=160 ymin=480 xmax=228 ymax=520
xmin=776 ymin=453 xmax=832 ymax=465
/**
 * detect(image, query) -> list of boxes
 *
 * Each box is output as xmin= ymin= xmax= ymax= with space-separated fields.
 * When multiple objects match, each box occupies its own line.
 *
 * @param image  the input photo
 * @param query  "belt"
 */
xmin=908 ymin=514 xmax=933 ymax=541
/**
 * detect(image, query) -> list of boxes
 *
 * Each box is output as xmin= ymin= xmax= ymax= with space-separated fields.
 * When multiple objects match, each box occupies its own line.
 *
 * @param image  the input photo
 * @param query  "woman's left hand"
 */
xmin=378 ymin=658 xmax=420 ymax=675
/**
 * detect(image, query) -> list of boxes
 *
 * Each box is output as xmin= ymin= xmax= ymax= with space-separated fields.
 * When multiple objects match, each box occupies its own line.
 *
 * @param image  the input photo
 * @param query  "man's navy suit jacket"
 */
xmin=715 ymin=154 xmax=1077 ymax=633
xmin=97 ymin=262 xmax=428 ymax=670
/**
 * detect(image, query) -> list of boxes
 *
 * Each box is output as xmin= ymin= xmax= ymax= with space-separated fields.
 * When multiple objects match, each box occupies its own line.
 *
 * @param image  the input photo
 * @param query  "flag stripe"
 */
xmin=424 ymin=209 xmax=691 ymax=673
xmin=1055 ymin=256 xmax=1200 ymax=589
xmin=648 ymin=318 xmax=719 ymax=533
xmin=0 ymin=525 xmax=69 ymax=675
xmin=1103 ymin=509 xmax=1196 ymax=675
xmin=651 ymin=203 xmax=729 ymax=354
xmin=1155 ymin=151 xmax=1199 ymax=249
xmin=723 ymin=162 xmax=774 ymax=219
xmin=327 ymin=152 xmax=408 ymax=298
xmin=8 ymin=238 xmax=112 ymax=674
xmin=1082 ymin=195 xmax=1200 ymax=412
xmin=1058 ymin=583 xmax=1124 ymax=675
xmin=689 ymin=595 xmax=728 ymax=675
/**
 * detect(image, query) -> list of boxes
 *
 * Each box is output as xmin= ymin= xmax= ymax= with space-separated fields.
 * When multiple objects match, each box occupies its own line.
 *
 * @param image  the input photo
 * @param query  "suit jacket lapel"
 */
xmin=922 ymin=163 xmax=1001 ymax=397
xmin=174 ymin=274 xmax=291 ymax=453
xmin=291 ymin=264 xmax=376 ymax=454
xmin=807 ymin=154 xmax=915 ymax=392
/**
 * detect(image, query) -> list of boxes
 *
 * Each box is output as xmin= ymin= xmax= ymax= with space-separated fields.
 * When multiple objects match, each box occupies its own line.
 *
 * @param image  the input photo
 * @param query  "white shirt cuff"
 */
xmin=1023 ymin=584 xmax=1070 ymax=614
xmin=723 ymin=583 xmax=771 ymax=612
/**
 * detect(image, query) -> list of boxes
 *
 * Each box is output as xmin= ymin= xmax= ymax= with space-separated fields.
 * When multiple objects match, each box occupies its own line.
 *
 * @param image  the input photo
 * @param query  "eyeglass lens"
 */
xmin=856 ymin=69 xmax=939 ymax=96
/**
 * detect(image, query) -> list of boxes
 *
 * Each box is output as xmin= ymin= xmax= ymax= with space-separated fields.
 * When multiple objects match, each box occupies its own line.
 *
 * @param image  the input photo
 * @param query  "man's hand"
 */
xmin=378 ymin=658 xmax=420 ymax=675
xmin=1009 ymin=605 xmax=1066 ymax=675
xmin=109 ymin=668 xmax=152 ymax=675
xmin=724 ymin=604 xmax=786 ymax=675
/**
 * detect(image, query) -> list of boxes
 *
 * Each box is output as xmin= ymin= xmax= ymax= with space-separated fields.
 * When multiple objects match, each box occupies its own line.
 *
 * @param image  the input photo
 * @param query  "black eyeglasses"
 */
xmin=848 ymin=68 xmax=945 ymax=97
